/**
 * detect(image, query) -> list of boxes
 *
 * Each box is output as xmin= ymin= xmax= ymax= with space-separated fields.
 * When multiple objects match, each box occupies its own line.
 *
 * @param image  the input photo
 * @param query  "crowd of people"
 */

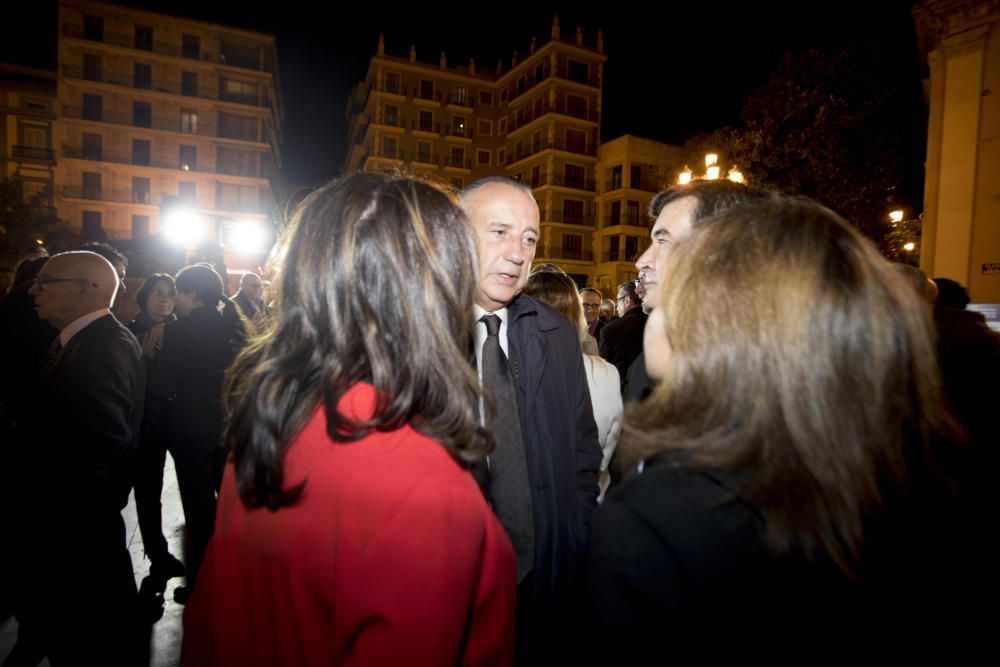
xmin=0 ymin=170 xmax=996 ymax=665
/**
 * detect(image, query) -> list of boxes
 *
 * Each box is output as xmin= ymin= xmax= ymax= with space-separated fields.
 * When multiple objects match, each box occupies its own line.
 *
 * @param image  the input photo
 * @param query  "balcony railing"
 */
xmin=12 ymin=146 xmax=55 ymax=162
xmin=446 ymin=94 xmax=473 ymax=108
xmin=62 ymin=64 xmax=271 ymax=109
xmin=605 ymin=178 xmax=662 ymax=193
xmin=63 ymin=105 xmax=219 ymax=138
xmin=58 ymin=185 xmax=151 ymax=204
xmin=542 ymin=174 xmax=596 ymax=191
xmin=442 ymin=155 xmax=472 ymax=169
xmin=545 ymin=247 xmax=594 ymax=261
xmin=372 ymin=115 xmax=406 ymax=128
xmin=414 ymin=89 xmax=442 ymax=102
xmin=409 ymin=120 xmax=440 ymax=134
xmin=444 ymin=125 xmax=473 ymax=139
xmin=62 ymin=24 xmax=273 ymax=73
xmin=554 ymin=66 xmax=601 ymax=88
xmin=509 ymin=100 xmax=599 ymax=132
xmin=602 ymin=214 xmax=646 ymax=228
xmin=63 ymin=144 xmax=262 ymax=178
xmin=546 ymin=210 xmax=595 ymax=226
xmin=505 ymin=139 xmax=596 ymax=165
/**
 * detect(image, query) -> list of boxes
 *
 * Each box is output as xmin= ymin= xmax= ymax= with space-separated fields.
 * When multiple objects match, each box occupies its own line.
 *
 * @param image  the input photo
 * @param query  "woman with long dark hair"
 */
xmin=587 ymin=197 xmax=975 ymax=656
xmin=125 ymin=274 xmax=185 ymax=584
xmin=158 ymin=263 xmax=246 ymax=604
xmin=181 ymin=173 xmax=515 ymax=666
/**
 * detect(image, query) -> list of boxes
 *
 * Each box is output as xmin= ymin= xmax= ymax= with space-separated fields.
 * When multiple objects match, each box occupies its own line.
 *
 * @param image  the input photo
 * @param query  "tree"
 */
xmin=686 ymin=44 xmax=917 ymax=249
xmin=0 ymin=176 xmax=78 ymax=267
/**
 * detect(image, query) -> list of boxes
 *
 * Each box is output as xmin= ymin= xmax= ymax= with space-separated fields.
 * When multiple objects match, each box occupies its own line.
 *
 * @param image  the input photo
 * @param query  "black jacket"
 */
xmin=598 ymin=307 xmax=647 ymax=392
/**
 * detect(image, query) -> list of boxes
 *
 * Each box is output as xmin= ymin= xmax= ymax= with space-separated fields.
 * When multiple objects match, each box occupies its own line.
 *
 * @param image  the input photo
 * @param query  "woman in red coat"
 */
xmin=181 ymin=173 xmax=516 ymax=666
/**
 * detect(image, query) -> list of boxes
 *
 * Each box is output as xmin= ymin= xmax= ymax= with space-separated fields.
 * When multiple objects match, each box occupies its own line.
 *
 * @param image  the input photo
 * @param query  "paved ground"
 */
xmin=1 ymin=455 xmax=187 ymax=666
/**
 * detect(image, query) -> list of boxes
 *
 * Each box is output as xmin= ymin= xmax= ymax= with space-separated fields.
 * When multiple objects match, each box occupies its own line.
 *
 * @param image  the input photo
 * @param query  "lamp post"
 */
xmin=678 ymin=153 xmax=745 ymax=185
xmin=884 ymin=208 xmax=922 ymax=265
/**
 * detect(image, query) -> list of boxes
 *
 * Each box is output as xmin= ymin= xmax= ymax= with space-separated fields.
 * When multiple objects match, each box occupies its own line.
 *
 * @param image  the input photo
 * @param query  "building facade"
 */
xmin=915 ymin=0 xmax=1000 ymax=302
xmin=55 ymin=0 xmax=283 ymax=269
xmin=0 ymin=64 xmax=58 ymax=210
xmin=345 ymin=18 xmax=679 ymax=288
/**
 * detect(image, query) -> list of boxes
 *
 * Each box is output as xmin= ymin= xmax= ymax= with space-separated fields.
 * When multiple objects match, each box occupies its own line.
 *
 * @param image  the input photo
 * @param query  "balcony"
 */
xmin=444 ymin=125 xmax=473 ymax=140
xmin=61 ymin=65 xmax=271 ymax=109
xmin=545 ymin=210 xmax=595 ymax=226
xmin=413 ymin=89 xmax=442 ymax=103
xmin=605 ymin=178 xmax=663 ymax=193
xmin=442 ymin=155 xmax=472 ymax=170
xmin=539 ymin=174 xmax=596 ymax=191
xmin=409 ymin=120 xmax=440 ymax=134
xmin=602 ymin=215 xmax=646 ymax=229
xmin=63 ymin=105 xmax=219 ymax=138
xmin=372 ymin=115 xmax=406 ymax=129
xmin=504 ymin=64 xmax=551 ymax=102
xmin=57 ymin=185 xmax=150 ymax=204
xmin=509 ymin=100 xmax=599 ymax=132
xmin=62 ymin=24 xmax=273 ymax=73
xmin=12 ymin=146 xmax=55 ymax=163
xmin=446 ymin=94 xmax=473 ymax=109
xmin=63 ymin=144 xmax=262 ymax=178
xmin=554 ymin=66 xmax=601 ymax=88
xmin=545 ymin=247 xmax=594 ymax=261
xmin=505 ymin=139 xmax=596 ymax=165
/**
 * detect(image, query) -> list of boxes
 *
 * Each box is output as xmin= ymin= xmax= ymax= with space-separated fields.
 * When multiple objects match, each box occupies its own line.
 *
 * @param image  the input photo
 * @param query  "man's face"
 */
xmin=465 ymin=183 xmax=540 ymax=311
xmin=581 ymin=291 xmax=602 ymax=324
xmin=616 ymin=287 xmax=631 ymax=318
xmin=29 ymin=259 xmax=87 ymax=329
xmin=242 ymin=276 xmax=262 ymax=300
xmin=635 ymin=196 xmax=698 ymax=310
xmin=112 ymin=260 xmax=127 ymax=296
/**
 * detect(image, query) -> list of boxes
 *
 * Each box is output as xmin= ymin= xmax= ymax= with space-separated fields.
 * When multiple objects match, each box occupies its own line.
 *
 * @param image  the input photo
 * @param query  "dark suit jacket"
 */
xmin=505 ymin=294 xmax=602 ymax=610
xmin=34 ymin=314 xmax=145 ymax=510
xmin=598 ymin=307 xmax=647 ymax=392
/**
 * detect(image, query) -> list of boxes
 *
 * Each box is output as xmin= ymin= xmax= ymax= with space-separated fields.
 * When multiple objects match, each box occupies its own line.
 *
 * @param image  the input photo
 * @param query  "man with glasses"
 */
xmin=598 ymin=280 xmax=646 ymax=394
xmin=580 ymin=287 xmax=605 ymax=341
xmin=15 ymin=251 xmax=147 ymax=664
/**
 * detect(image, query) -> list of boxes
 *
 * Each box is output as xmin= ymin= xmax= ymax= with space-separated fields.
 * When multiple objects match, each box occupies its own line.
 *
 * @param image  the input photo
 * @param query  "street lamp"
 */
xmin=678 ymin=153 xmax=745 ymax=185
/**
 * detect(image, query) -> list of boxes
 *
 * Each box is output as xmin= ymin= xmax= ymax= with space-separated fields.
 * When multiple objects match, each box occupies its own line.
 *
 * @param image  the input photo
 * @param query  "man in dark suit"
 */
xmin=599 ymin=280 xmax=647 ymax=393
xmin=18 ymin=251 xmax=146 ymax=664
xmin=462 ymin=176 xmax=602 ymax=663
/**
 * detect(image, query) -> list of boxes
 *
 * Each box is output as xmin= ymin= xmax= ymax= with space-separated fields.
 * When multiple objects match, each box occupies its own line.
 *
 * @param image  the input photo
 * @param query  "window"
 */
xmin=382 ymin=104 xmax=399 ymax=127
xmin=182 ymin=71 xmax=198 ymax=97
xmin=381 ymin=136 xmax=397 ymax=159
xmin=451 ymin=85 xmax=468 ymax=106
xmin=82 ymin=211 xmax=103 ymax=239
xmin=566 ymin=129 xmax=586 ymax=153
xmin=498 ymin=118 xmax=507 ymax=135
xmin=182 ymin=34 xmax=200 ymax=59
xmin=134 ymin=63 xmax=151 ymax=89
xmin=610 ymin=165 xmax=622 ymax=190
xmin=535 ymin=63 xmax=545 ymax=83
xmin=630 ymin=165 xmax=642 ymax=189
xmin=417 ymin=110 xmax=434 ymax=133
xmin=563 ymin=199 xmax=584 ymax=223
xmin=626 ymin=201 xmax=640 ymax=225
xmin=531 ymin=131 xmax=542 ymax=153
xmin=625 ymin=235 xmax=640 ymax=261
xmin=479 ymin=90 xmax=492 ymax=106
xmin=181 ymin=109 xmax=198 ymax=134
xmin=82 ymin=172 xmax=101 ymax=200
xmin=451 ymin=116 xmax=467 ymax=138
xmin=132 ymin=139 xmax=151 ymax=166
xmin=82 ymin=93 xmax=102 ymax=121
xmin=217 ymin=147 xmax=257 ymax=177
xmin=179 ymin=181 xmax=196 ymax=202
xmin=530 ymin=165 xmax=540 ymax=187
xmin=516 ymin=75 xmax=526 ymax=97
xmin=419 ymin=79 xmax=434 ymax=100
xmin=450 ymin=177 xmax=464 ymax=189
xmin=477 ymin=149 xmax=491 ymax=166
xmin=132 ymin=177 xmax=150 ymax=204
xmin=221 ymin=79 xmax=258 ymax=105
xmin=180 ymin=145 xmax=197 ymax=171
xmin=82 ymin=133 xmax=102 ymax=160
xmin=219 ymin=112 xmax=256 ymax=140
xmin=609 ymin=236 xmax=620 ymax=261
xmin=133 ymin=101 xmax=151 ymax=128
xmin=216 ymin=183 xmax=257 ymax=211
xmin=83 ymin=54 xmax=100 ymax=82
xmin=477 ymin=119 xmax=492 ymax=136
xmin=83 ymin=14 xmax=103 ymax=41
xmin=449 ymin=146 xmax=465 ymax=168
xmin=567 ymin=94 xmax=587 ymax=118
xmin=568 ymin=60 xmax=589 ymax=85
xmin=564 ymin=164 xmax=585 ymax=189
xmin=134 ymin=25 xmax=153 ymax=51
xmin=384 ymin=72 xmax=401 ymax=94
xmin=562 ymin=234 xmax=583 ymax=258
xmin=21 ymin=124 xmax=47 ymax=148
xmin=498 ymin=148 xmax=506 ymax=165
xmin=500 ymin=88 xmax=508 ymax=104
xmin=416 ymin=141 xmax=432 ymax=164
xmin=132 ymin=215 xmax=150 ymax=239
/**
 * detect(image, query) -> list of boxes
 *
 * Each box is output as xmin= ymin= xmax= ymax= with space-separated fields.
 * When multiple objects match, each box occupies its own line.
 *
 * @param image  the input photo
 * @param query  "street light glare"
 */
xmin=230 ymin=220 xmax=269 ymax=253
xmin=889 ymin=210 xmax=904 ymax=223
xmin=903 ymin=242 xmax=916 ymax=252
xmin=163 ymin=209 xmax=206 ymax=246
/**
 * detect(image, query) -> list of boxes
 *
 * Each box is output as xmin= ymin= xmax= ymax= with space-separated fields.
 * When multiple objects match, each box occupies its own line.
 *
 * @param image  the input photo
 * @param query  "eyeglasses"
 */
xmin=582 ymin=303 xmax=601 ymax=310
xmin=151 ymin=288 xmax=177 ymax=299
xmin=33 ymin=276 xmax=97 ymax=291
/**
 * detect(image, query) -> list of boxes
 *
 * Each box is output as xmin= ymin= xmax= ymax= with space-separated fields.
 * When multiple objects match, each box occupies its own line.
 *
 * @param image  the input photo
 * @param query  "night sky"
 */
xmin=4 ymin=1 xmax=924 ymax=191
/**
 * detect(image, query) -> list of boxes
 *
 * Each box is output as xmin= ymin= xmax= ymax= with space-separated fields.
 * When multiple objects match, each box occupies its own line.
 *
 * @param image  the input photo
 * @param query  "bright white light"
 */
xmin=229 ymin=220 xmax=269 ymax=253
xmin=903 ymin=242 xmax=916 ymax=252
xmin=678 ymin=168 xmax=692 ymax=185
xmin=705 ymin=153 xmax=718 ymax=168
xmin=728 ymin=168 xmax=744 ymax=184
xmin=889 ymin=210 xmax=904 ymax=223
xmin=705 ymin=165 xmax=720 ymax=180
xmin=163 ymin=209 xmax=206 ymax=246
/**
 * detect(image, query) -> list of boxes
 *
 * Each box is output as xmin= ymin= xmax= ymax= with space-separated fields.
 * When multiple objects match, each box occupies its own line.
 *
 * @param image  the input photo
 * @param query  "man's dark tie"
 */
xmin=480 ymin=313 xmax=535 ymax=582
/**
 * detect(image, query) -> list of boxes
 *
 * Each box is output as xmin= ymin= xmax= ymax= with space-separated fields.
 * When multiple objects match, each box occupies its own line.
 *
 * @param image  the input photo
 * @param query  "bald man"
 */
xmin=17 ymin=251 xmax=146 ymax=663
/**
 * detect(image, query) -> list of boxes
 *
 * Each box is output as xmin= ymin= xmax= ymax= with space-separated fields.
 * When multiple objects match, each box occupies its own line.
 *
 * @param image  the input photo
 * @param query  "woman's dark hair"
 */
xmin=175 ymin=263 xmax=241 ymax=325
xmin=624 ymin=196 xmax=961 ymax=577
xmin=224 ymin=172 xmax=492 ymax=510
xmin=135 ymin=273 xmax=175 ymax=312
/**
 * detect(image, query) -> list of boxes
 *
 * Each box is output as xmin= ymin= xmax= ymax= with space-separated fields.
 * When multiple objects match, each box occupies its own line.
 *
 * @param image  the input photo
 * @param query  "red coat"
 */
xmin=181 ymin=383 xmax=516 ymax=666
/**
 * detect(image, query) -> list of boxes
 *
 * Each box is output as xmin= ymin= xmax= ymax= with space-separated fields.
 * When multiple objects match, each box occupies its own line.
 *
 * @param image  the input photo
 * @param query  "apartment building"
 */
xmin=0 ymin=64 xmax=58 ymax=209
xmin=55 ymin=0 xmax=283 ymax=266
xmin=346 ymin=18 xmax=655 ymax=287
